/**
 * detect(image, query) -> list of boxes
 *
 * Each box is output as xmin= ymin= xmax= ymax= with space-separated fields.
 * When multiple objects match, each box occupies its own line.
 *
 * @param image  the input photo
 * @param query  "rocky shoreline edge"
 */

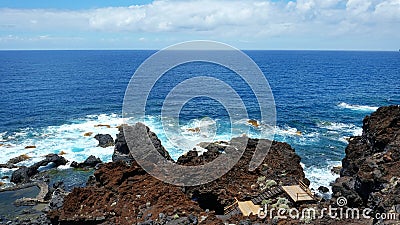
xmin=0 ymin=105 xmax=399 ymax=225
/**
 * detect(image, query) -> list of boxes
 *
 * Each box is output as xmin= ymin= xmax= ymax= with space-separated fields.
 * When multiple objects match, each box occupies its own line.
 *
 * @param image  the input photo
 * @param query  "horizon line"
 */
xmin=0 ymin=48 xmax=398 ymax=52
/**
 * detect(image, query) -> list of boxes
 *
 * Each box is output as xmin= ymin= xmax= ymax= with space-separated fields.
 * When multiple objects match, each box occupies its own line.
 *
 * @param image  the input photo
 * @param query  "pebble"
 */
xmin=396 ymin=204 xmax=400 ymax=213
xmin=199 ymin=216 xmax=208 ymax=223
xmin=139 ymin=220 xmax=154 ymax=225
xmin=188 ymin=214 xmax=198 ymax=224
xmin=96 ymin=216 xmax=106 ymax=221
xmin=239 ymin=219 xmax=252 ymax=225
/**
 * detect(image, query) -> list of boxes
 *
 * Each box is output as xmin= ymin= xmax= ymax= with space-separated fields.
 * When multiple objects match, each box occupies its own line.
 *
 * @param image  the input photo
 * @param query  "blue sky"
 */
xmin=0 ymin=0 xmax=399 ymax=50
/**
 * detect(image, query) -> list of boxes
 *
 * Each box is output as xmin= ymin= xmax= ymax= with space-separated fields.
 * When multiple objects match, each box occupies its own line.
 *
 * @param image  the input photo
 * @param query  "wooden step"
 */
xmin=261 ymin=194 xmax=268 ymax=199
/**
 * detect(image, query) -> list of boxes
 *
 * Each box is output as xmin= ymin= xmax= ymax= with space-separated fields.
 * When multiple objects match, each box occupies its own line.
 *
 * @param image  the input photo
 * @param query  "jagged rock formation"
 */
xmin=48 ymin=160 xmax=219 ymax=224
xmin=332 ymin=105 xmax=400 ymax=224
xmin=112 ymin=124 xmax=172 ymax=163
xmin=47 ymin=105 xmax=400 ymax=225
xmin=48 ymin=124 xmax=306 ymax=225
xmin=70 ymin=155 xmax=103 ymax=168
xmin=179 ymin=139 xmax=307 ymax=214
xmin=11 ymin=154 xmax=68 ymax=184
xmin=94 ymin=134 xmax=114 ymax=148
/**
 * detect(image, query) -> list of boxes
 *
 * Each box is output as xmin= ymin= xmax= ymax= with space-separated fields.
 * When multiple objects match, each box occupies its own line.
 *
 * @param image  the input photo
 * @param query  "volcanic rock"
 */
xmin=70 ymin=155 xmax=102 ymax=168
xmin=48 ymin=161 xmax=213 ymax=225
xmin=332 ymin=105 xmax=400 ymax=215
xmin=49 ymin=124 xmax=307 ymax=224
xmin=7 ymin=154 xmax=31 ymax=164
xmin=318 ymin=186 xmax=329 ymax=193
xmin=180 ymin=138 xmax=307 ymax=213
xmin=11 ymin=154 xmax=68 ymax=184
xmin=94 ymin=134 xmax=114 ymax=148
xmin=112 ymin=125 xmax=132 ymax=163
xmin=112 ymin=123 xmax=173 ymax=163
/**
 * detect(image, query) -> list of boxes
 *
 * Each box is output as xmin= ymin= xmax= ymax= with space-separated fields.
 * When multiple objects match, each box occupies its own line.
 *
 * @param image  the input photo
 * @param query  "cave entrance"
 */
xmin=193 ymin=192 xmax=225 ymax=215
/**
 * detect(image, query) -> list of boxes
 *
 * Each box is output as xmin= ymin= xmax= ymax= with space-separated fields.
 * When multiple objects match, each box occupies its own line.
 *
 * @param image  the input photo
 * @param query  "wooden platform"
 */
xmin=237 ymin=201 xmax=261 ymax=216
xmin=282 ymin=185 xmax=314 ymax=202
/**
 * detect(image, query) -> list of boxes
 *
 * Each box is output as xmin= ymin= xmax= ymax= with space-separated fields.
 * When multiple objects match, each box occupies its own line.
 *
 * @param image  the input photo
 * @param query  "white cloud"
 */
xmin=346 ymin=0 xmax=372 ymax=15
xmin=374 ymin=0 xmax=400 ymax=21
xmin=0 ymin=0 xmax=399 ymax=49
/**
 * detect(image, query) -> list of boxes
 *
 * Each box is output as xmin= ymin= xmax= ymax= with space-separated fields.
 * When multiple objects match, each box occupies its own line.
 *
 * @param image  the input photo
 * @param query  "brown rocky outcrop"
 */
xmin=48 ymin=161 xmax=219 ymax=225
xmin=332 ymin=105 xmax=400 ymax=223
xmin=179 ymin=139 xmax=307 ymax=214
xmin=48 ymin=124 xmax=307 ymax=225
xmin=48 ymin=105 xmax=400 ymax=225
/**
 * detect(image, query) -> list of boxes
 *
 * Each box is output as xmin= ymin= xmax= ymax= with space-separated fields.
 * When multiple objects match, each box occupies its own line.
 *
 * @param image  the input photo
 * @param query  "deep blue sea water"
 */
xmin=0 ymin=50 xmax=399 ymax=190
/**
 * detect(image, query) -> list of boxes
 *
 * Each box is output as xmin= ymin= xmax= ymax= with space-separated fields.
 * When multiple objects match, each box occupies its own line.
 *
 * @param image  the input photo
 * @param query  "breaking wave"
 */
xmin=338 ymin=102 xmax=378 ymax=112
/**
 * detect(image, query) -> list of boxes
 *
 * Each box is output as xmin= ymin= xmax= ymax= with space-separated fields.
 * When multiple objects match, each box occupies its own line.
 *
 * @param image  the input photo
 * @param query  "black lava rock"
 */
xmin=94 ymin=134 xmax=114 ymax=147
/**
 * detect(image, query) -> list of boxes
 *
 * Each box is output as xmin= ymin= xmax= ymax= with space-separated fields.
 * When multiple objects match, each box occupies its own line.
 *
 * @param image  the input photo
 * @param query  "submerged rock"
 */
xmin=7 ymin=154 xmax=31 ymax=164
xmin=94 ymin=124 xmax=111 ymax=128
xmin=83 ymin=132 xmax=93 ymax=137
xmin=247 ymin=119 xmax=259 ymax=127
xmin=0 ymin=154 xmax=31 ymax=169
xmin=24 ymin=145 xmax=36 ymax=149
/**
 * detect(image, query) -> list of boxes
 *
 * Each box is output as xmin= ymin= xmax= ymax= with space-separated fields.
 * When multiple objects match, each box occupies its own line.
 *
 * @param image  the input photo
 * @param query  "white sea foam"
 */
xmin=142 ymin=116 xmax=235 ymax=159
xmin=276 ymin=126 xmax=298 ymax=136
xmin=271 ymin=125 xmax=321 ymax=146
xmin=0 ymin=131 xmax=7 ymax=142
xmin=338 ymin=102 xmax=378 ymax=112
xmin=317 ymin=121 xmax=362 ymax=139
xmin=0 ymin=114 xmax=124 ymax=181
xmin=304 ymin=161 xmax=341 ymax=194
xmin=0 ymin=113 xmax=346 ymax=192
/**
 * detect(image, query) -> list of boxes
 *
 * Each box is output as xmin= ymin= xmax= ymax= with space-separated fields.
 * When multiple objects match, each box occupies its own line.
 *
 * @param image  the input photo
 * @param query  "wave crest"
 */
xmin=338 ymin=102 xmax=378 ymax=111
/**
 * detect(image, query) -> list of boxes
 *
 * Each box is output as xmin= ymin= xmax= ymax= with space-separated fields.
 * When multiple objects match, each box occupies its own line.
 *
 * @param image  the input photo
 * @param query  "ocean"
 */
xmin=0 ymin=50 xmax=399 ymax=191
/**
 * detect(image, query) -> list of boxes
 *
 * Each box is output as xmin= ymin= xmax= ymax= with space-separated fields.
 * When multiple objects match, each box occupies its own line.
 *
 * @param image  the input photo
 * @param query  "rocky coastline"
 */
xmin=0 ymin=105 xmax=399 ymax=225
xmin=331 ymin=105 xmax=400 ymax=224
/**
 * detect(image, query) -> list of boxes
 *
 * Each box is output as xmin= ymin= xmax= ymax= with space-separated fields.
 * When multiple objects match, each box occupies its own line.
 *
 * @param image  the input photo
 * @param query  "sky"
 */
xmin=0 ymin=0 xmax=399 ymax=50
